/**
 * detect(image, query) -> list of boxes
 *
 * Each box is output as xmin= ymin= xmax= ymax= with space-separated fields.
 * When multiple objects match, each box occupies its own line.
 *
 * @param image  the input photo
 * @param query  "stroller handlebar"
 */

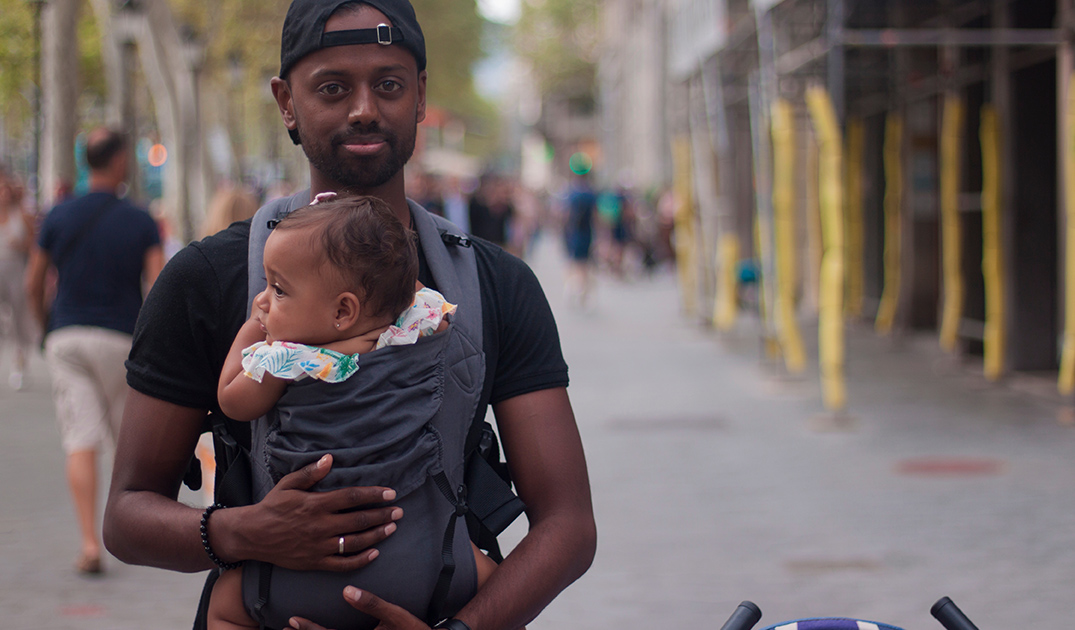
xmin=719 ymin=601 xmax=763 ymax=630
xmin=931 ymin=597 xmax=980 ymax=630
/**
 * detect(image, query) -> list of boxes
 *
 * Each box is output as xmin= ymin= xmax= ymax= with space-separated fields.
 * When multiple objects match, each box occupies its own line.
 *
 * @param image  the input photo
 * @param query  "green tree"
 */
xmin=0 ymin=0 xmax=106 ymax=152
xmin=0 ymin=0 xmax=35 ymax=128
xmin=514 ymin=0 xmax=598 ymax=96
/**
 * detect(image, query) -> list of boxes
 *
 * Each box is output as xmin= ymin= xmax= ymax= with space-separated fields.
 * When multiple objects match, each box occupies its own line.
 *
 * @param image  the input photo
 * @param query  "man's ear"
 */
xmin=335 ymin=292 xmax=361 ymax=330
xmin=415 ymin=70 xmax=427 ymax=124
xmin=271 ymin=77 xmax=298 ymax=133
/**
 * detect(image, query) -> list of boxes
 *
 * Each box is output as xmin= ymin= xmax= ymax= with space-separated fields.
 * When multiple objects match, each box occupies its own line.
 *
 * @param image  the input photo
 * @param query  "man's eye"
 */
xmin=319 ymin=83 xmax=346 ymax=96
xmin=378 ymin=80 xmax=401 ymax=93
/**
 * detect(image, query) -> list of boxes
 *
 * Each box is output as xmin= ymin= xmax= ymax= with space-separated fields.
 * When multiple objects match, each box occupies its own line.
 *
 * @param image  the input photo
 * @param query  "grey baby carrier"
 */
xmin=190 ymin=192 xmax=524 ymax=630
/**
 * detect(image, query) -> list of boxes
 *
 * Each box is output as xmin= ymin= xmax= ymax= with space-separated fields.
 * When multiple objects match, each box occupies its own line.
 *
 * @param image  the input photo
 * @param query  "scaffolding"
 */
xmin=662 ymin=0 xmax=1075 ymax=397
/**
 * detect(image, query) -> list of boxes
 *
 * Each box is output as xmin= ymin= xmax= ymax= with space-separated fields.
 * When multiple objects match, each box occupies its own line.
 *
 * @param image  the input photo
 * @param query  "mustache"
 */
xmin=332 ymin=124 xmax=395 ymax=147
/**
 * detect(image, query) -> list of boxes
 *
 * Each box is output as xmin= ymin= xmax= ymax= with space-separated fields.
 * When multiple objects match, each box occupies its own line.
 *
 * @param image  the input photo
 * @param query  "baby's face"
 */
xmin=253 ymin=226 xmax=340 ymax=345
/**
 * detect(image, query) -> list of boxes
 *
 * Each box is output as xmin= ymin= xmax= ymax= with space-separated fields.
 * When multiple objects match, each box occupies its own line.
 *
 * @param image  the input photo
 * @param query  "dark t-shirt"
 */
xmin=125 ymin=217 xmax=569 ymax=447
xmin=39 ymin=191 xmax=161 ymax=336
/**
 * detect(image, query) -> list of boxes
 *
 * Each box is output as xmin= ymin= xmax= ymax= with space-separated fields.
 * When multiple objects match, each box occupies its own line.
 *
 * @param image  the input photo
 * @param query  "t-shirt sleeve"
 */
xmin=126 ymin=239 xmax=236 ymax=411
xmin=487 ymin=248 xmax=569 ymax=404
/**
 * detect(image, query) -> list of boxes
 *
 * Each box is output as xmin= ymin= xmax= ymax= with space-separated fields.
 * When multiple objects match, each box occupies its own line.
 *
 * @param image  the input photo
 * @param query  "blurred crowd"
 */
xmin=0 ymin=162 xmax=684 ymax=390
xmin=405 ymin=167 xmax=679 ymax=298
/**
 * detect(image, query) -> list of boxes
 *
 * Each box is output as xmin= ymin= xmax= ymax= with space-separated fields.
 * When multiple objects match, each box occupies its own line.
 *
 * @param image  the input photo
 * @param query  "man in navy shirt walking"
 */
xmin=26 ymin=127 xmax=164 ymax=575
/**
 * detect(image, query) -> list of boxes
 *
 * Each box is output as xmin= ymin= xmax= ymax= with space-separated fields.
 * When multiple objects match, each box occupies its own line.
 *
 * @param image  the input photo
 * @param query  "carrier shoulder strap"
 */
xmin=407 ymin=200 xmax=482 ymax=352
xmin=248 ymin=190 xmax=311 ymax=313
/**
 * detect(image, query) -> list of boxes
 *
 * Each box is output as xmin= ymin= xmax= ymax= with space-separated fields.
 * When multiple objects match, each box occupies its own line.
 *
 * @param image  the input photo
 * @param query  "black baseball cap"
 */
xmin=279 ymin=0 xmax=427 ymax=80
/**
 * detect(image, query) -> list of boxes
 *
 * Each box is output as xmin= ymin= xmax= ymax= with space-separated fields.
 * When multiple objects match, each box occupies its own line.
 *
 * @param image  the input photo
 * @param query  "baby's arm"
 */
xmin=217 ymin=316 xmax=288 ymax=421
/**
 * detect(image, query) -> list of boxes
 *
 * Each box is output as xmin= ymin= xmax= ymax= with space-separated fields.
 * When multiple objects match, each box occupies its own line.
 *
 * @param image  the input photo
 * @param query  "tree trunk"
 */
xmin=40 ymin=0 xmax=81 ymax=208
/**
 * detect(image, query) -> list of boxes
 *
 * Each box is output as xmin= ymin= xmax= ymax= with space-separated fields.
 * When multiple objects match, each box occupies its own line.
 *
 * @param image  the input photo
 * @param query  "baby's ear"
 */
xmin=335 ymin=292 xmax=362 ymax=329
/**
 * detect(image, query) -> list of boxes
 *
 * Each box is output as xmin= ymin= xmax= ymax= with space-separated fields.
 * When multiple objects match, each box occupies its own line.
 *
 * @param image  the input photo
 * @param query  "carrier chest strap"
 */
xmin=427 ymin=471 xmax=468 ymax=624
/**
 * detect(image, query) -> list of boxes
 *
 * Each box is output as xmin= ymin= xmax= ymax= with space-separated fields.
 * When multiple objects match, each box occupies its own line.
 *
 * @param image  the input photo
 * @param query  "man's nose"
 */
xmin=347 ymin=86 xmax=378 ymax=127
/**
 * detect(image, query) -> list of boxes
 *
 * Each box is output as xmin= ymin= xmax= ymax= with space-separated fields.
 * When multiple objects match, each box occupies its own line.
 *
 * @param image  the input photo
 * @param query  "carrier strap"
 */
xmin=427 ymin=472 xmax=468 ymax=624
xmin=255 ymin=562 xmax=272 ymax=630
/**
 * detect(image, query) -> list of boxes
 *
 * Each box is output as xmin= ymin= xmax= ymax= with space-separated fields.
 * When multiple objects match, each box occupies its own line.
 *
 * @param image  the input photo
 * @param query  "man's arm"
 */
xmin=456 ymin=387 xmax=596 ymax=630
xmin=143 ymin=244 xmax=165 ymax=290
xmin=24 ymin=245 xmax=50 ymax=331
xmin=104 ymin=389 xmax=404 ymax=572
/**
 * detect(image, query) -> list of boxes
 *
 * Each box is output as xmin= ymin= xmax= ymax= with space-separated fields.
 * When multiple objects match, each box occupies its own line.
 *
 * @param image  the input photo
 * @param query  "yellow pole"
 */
xmin=714 ymin=233 xmax=740 ymax=330
xmin=771 ymin=98 xmax=806 ymax=373
xmin=805 ymin=131 xmax=823 ymax=315
xmin=844 ymin=118 xmax=866 ymax=317
xmin=939 ymin=94 xmax=965 ymax=352
xmin=875 ymin=113 xmax=903 ymax=335
xmin=1059 ymin=73 xmax=1075 ymax=394
xmin=806 ymin=85 xmax=846 ymax=411
xmin=672 ymin=136 xmax=698 ymax=316
xmin=979 ymin=105 xmax=1005 ymax=381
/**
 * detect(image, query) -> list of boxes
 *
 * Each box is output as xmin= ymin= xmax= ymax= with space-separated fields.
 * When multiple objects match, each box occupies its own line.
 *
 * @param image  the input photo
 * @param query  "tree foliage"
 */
xmin=168 ymin=0 xmax=489 ymax=118
xmin=514 ymin=0 xmax=598 ymax=96
xmin=0 ymin=0 xmax=106 ymax=145
xmin=0 ymin=0 xmax=492 ymax=162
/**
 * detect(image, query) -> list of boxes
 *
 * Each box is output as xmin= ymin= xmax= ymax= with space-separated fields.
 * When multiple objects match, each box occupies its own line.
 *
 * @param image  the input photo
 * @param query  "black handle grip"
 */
xmin=719 ymin=601 xmax=762 ymax=630
xmin=931 ymin=597 xmax=979 ymax=630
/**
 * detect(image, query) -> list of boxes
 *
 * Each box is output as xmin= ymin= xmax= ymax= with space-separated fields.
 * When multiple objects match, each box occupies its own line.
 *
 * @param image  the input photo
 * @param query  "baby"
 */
xmin=208 ymin=194 xmax=496 ymax=630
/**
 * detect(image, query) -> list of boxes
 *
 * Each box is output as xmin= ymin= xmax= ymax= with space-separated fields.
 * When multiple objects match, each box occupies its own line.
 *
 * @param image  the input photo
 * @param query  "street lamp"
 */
xmin=112 ymin=0 xmax=143 ymax=199
xmin=179 ymin=25 xmax=206 ymax=243
xmin=25 ymin=0 xmax=47 ymax=207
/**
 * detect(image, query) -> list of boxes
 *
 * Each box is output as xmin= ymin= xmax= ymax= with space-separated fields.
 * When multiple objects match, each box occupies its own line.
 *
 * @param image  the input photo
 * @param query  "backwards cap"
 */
xmin=279 ymin=0 xmax=426 ymax=79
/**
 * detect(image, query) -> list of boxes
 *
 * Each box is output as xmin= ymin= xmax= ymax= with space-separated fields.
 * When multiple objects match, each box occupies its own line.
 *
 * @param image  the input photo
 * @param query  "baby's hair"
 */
xmin=275 ymin=195 xmax=418 ymax=321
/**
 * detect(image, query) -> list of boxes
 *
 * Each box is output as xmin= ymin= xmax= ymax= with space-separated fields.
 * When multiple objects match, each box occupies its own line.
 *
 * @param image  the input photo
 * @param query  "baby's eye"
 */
xmin=273 ymin=285 xmax=285 ymax=297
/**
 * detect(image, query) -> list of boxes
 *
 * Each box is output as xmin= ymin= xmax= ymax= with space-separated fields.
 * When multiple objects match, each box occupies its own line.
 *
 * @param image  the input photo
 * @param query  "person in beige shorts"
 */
xmin=26 ymin=128 xmax=164 ymax=575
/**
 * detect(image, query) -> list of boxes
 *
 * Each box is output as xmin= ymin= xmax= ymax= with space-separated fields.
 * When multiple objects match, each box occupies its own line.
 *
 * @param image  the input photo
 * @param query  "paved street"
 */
xmin=4 ymin=233 xmax=1075 ymax=629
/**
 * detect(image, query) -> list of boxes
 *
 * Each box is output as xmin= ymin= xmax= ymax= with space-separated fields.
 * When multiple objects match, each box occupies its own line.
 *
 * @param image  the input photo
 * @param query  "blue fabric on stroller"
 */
xmin=759 ymin=619 xmax=904 ymax=630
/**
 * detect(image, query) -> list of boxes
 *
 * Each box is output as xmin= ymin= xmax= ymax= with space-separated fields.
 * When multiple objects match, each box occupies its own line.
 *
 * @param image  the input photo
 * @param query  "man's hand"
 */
xmin=213 ymin=454 xmax=404 ymax=571
xmin=287 ymin=587 xmax=430 ymax=630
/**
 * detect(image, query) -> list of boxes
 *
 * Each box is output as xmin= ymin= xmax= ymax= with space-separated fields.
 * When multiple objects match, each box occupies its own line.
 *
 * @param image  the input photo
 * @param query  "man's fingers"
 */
xmin=326 ymin=505 xmax=403 ymax=539
xmin=336 ymin=522 xmax=396 ymax=556
xmin=288 ymin=616 xmax=329 ymax=630
xmin=321 ymin=485 xmax=398 ymax=513
xmin=275 ymin=454 xmax=333 ymax=491
xmin=342 ymin=587 xmax=418 ymax=628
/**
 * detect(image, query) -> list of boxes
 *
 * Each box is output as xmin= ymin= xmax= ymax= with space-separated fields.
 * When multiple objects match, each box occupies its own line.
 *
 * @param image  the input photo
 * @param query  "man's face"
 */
xmin=274 ymin=5 xmax=427 ymax=193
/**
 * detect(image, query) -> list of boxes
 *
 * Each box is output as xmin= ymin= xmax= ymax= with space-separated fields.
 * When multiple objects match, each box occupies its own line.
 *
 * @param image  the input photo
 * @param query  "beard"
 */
xmin=296 ymin=118 xmax=416 ymax=191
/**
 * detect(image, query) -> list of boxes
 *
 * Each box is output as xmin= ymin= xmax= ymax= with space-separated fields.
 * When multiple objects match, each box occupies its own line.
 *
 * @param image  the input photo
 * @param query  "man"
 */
xmin=26 ymin=127 xmax=164 ymax=575
xmin=103 ymin=1 xmax=596 ymax=629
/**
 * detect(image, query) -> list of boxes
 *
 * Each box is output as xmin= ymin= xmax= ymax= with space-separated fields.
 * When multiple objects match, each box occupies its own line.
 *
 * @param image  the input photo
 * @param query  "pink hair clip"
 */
xmin=310 ymin=191 xmax=338 ymax=205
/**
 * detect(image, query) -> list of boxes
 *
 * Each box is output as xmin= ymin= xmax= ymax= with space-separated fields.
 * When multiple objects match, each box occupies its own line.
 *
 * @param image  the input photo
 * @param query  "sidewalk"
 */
xmin=524 ymin=233 xmax=1075 ymax=629
xmin=3 ymin=233 xmax=1074 ymax=628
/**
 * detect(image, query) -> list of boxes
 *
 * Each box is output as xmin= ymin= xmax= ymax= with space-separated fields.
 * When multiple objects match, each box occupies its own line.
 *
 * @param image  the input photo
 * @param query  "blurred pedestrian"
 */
xmin=442 ymin=175 xmax=470 ymax=233
xmin=25 ymin=128 xmax=164 ymax=575
xmin=202 ymin=186 xmax=260 ymax=238
xmin=597 ymin=185 xmax=633 ymax=278
xmin=406 ymin=169 xmax=444 ymax=217
xmin=564 ymin=172 xmax=597 ymax=307
xmin=469 ymin=173 xmax=512 ymax=247
xmin=0 ymin=172 xmax=36 ymax=390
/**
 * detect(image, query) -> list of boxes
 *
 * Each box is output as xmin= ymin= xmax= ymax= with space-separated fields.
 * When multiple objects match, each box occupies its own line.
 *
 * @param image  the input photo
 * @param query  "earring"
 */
xmin=335 ymin=322 xmax=340 ymax=329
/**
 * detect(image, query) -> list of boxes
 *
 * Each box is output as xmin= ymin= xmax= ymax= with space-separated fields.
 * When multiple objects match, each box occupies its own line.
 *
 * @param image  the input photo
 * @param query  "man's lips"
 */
xmin=338 ymin=135 xmax=387 ymax=156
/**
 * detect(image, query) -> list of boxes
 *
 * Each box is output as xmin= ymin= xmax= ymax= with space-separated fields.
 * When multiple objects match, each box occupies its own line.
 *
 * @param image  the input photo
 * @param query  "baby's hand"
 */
xmin=238 ymin=311 xmax=270 ymax=345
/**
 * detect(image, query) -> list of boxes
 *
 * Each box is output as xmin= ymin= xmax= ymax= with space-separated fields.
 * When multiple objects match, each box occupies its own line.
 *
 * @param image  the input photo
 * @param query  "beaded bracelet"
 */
xmin=200 ymin=503 xmax=241 ymax=570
